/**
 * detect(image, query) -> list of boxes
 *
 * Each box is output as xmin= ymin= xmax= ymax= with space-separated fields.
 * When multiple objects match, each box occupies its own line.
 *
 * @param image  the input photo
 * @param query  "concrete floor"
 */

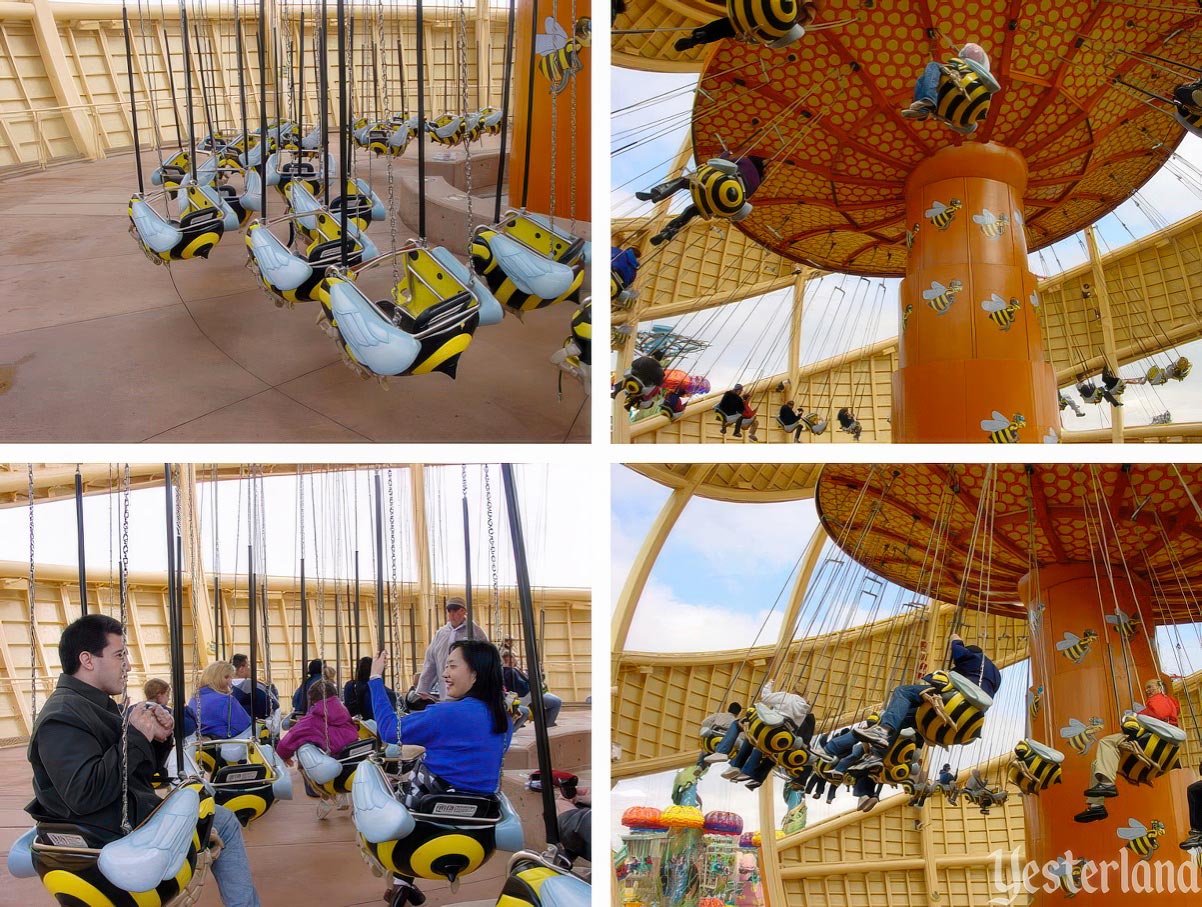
xmin=0 ymin=142 xmax=589 ymax=443
xmin=0 ymin=706 xmax=590 ymax=907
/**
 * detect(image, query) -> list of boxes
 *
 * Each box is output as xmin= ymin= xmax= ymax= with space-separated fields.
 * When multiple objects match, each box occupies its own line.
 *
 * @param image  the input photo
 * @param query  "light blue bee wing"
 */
xmin=982 ymin=294 xmax=1006 ymax=312
xmin=535 ymin=17 xmax=568 ymax=53
xmin=353 ymin=178 xmax=388 ymax=222
xmin=1118 ymin=819 xmax=1147 ymax=840
xmin=980 ymin=416 xmax=1008 ymax=431
xmin=972 ymin=210 xmax=993 ymax=224
xmin=923 ymin=283 xmax=947 ymax=299
xmin=1049 ymin=859 xmax=1069 ymax=878
xmin=248 ymin=227 xmax=312 ymax=292
xmin=489 ymin=233 xmax=578 ymax=299
xmin=130 ymin=199 xmax=182 ymax=254
xmin=1055 ymin=632 xmax=1081 ymax=651
xmin=1060 ymin=719 xmax=1085 ymax=737
xmin=925 ymin=201 xmax=947 ymax=217
xmin=330 ymin=282 xmax=421 ymax=376
xmin=287 ymin=183 xmax=323 ymax=233
xmin=1029 ymin=290 xmax=1040 ymax=307
xmin=1013 ymin=209 xmax=1025 ymax=227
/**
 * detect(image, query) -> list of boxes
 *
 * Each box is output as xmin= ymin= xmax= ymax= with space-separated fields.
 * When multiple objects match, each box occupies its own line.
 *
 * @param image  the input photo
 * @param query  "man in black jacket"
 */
xmin=26 ymin=613 xmax=261 ymax=906
xmin=230 ymin=653 xmax=278 ymax=721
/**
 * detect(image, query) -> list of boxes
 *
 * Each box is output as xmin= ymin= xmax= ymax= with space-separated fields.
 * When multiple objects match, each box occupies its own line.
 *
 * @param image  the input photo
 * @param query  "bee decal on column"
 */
xmin=1029 ymin=290 xmax=1040 ymax=309
xmin=926 ymin=199 xmax=962 ymax=230
xmin=981 ymin=411 xmax=1025 ymax=443
xmin=905 ymin=222 xmax=920 ymax=251
xmin=1055 ymin=629 xmax=1099 ymax=664
xmin=982 ymin=293 xmax=1021 ymax=331
xmin=923 ymin=278 xmax=962 ymax=314
xmin=1028 ymin=599 xmax=1045 ymax=638
xmin=535 ymin=16 xmax=591 ymax=95
xmin=1119 ymin=819 xmax=1166 ymax=862
xmin=1050 ymin=856 xmax=1088 ymax=898
xmin=972 ymin=208 xmax=1009 ymax=238
xmin=902 ymin=303 xmax=914 ymax=331
xmin=1105 ymin=608 xmax=1141 ymax=641
xmin=1059 ymin=717 xmax=1105 ymax=756
xmin=1027 ymin=685 xmax=1043 ymax=721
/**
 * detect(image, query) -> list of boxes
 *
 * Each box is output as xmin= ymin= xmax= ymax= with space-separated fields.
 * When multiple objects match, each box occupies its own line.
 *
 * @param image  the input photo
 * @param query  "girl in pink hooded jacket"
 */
xmin=276 ymin=681 xmax=360 ymax=763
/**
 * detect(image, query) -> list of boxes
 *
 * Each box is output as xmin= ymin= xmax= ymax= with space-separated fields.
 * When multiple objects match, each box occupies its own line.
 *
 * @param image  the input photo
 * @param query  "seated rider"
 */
xmin=367 ymin=641 xmax=512 ymax=907
xmin=718 ymin=689 xmax=814 ymax=791
xmin=501 ymin=648 xmax=563 ymax=728
xmin=1173 ymin=78 xmax=1202 ymax=115
xmin=900 ymin=43 xmax=997 ymax=135
xmin=673 ymin=0 xmax=817 ymax=52
xmin=27 ymin=614 xmax=261 ymax=906
xmin=230 ymin=653 xmax=279 ymax=721
xmin=848 ymin=633 xmax=1001 ymax=771
xmin=138 ymin=677 xmax=197 ymax=738
xmin=698 ymin=701 xmax=742 ymax=766
xmin=779 ymin=400 xmax=804 ymax=441
xmin=344 ymin=655 xmax=399 ymax=720
xmin=611 ymin=246 xmax=640 ymax=300
xmin=837 ymin=407 xmax=862 ymax=441
xmin=620 ymin=349 xmax=667 ymax=408
xmin=276 ymin=680 xmax=360 ymax=765
xmin=661 ymin=389 xmax=687 ymax=419
xmin=190 ymin=661 xmax=253 ymax=741
xmin=1075 ymin=677 xmax=1180 ymax=823
xmin=1059 ymin=394 xmax=1085 ymax=418
xmin=640 ymin=155 xmax=766 ymax=246
xmin=739 ymin=395 xmax=760 ymax=442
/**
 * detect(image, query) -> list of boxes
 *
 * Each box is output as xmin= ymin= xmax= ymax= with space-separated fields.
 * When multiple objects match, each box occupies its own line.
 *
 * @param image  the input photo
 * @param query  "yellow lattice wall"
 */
xmin=0 ymin=559 xmax=589 ymax=744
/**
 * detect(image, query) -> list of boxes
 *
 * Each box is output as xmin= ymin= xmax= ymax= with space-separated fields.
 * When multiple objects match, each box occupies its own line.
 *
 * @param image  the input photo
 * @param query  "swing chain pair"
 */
xmin=27 ymin=465 xmax=36 ymax=723
xmin=484 ymin=466 xmax=500 ymax=630
xmin=387 ymin=469 xmax=401 ymax=645
xmin=120 ymin=464 xmax=132 ymax=835
xmin=456 ymin=0 xmax=474 ymax=250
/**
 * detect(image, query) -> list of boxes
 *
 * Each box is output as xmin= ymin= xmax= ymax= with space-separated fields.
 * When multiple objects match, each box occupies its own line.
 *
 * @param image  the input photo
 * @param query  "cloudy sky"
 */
xmin=612 ymin=67 xmax=1202 ymax=425
xmin=610 ymin=465 xmax=1202 ymax=847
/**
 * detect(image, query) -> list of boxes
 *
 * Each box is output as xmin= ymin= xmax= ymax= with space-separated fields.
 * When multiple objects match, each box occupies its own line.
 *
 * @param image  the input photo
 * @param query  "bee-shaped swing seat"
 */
xmin=741 ymin=705 xmax=810 ymax=772
xmin=692 ymin=159 xmax=752 ymax=222
xmin=932 ymin=58 xmax=1001 ymax=135
xmin=495 ymin=850 xmax=592 ymax=907
xmin=187 ymin=737 xmax=292 ymax=827
xmin=1146 ymin=356 xmax=1192 ymax=386
xmin=550 ymin=302 xmax=592 ymax=387
xmin=351 ymin=757 xmax=524 ymax=886
xmin=7 ymin=782 xmax=216 ymax=907
xmin=776 ymin=412 xmax=826 ymax=436
xmin=869 ymin=728 xmax=918 ymax=784
xmin=1173 ymin=105 xmax=1202 ymax=139
xmin=319 ymin=244 xmax=503 ymax=380
xmin=175 ymin=171 xmax=243 ymax=233
xmin=1007 ymin=738 xmax=1064 ymax=795
xmin=151 ymin=150 xmax=192 ymax=188
xmin=1117 ymin=713 xmax=1186 ymax=786
xmin=129 ymin=185 xmax=226 ymax=263
xmin=727 ymin=0 xmax=810 ymax=48
xmin=478 ymin=107 xmax=505 ymax=136
xmin=297 ymin=736 xmax=381 ymax=801
xmin=914 ymin=670 xmax=992 ymax=747
xmin=429 ymin=114 xmax=467 ymax=148
xmin=330 ymin=177 xmax=387 ymax=228
xmin=265 ymin=151 xmax=334 ymax=196
xmin=712 ymin=402 xmax=744 ymax=428
xmin=471 ymin=212 xmax=587 ymax=314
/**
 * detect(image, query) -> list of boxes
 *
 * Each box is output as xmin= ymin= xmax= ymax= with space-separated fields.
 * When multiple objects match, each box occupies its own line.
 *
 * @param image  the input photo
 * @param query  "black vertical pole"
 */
xmin=415 ymin=0 xmax=426 ymax=238
xmin=518 ymin=0 xmax=538 ymax=208
xmin=493 ymin=0 xmax=516 ymax=223
xmin=298 ymin=13 xmax=306 ymax=134
xmin=74 ymin=468 xmax=88 ymax=617
xmin=180 ymin=3 xmax=197 ymax=181
xmin=319 ymin=17 xmax=329 ymax=205
xmin=122 ymin=5 xmax=144 ymax=195
xmin=164 ymin=466 xmax=184 ymax=775
xmin=336 ymin=0 xmax=349 ymax=265
xmin=236 ymin=3 xmax=248 ymax=156
xmin=354 ymin=550 xmax=361 ymax=662
xmin=462 ymin=491 xmax=473 ymax=640
xmin=500 ymin=465 xmax=558 ymax=845
xmin=408 ymin=606 xmax=417 ymax=687
xmin=299 ymin=553 xmax=308 ymax=685
xmin=249 ymin=543 xmax=257 ymax=728
xmin=258 ymin=0 xmax=268 ymax=220
xmin=335 ymin=590 xmax=342 ymax=689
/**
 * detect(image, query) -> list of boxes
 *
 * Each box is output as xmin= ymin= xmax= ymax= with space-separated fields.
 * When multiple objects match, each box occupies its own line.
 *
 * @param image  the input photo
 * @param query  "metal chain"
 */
xmin=120 ymin=465 xmax=131 ymax=835
xmin=568 ymin=0 xmax=576 ymax=233
xmin=457 ymin=0 xmax=473 ymax=249
xmin=387 ymin=469 xmax=402 ymax=653
xmin=483 ymin=465 xmax=500 ymax=635
xmin=27 ymin=465 xmax=36 ymax=723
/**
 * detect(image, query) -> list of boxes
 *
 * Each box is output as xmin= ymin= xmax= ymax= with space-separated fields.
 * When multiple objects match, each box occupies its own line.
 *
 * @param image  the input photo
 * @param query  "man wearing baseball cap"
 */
xmin=415 ymin=597 xmax=489 ymax=702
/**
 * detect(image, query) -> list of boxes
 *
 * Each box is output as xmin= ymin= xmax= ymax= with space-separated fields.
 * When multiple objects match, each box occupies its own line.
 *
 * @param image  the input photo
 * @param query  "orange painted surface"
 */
xmin=1018 ymin=564 xmax=1194 ymax=904
xmin=893 ymin=142 xmax=1057 ymax=442
xmin=506 ymin=0 xmax=591 ymax=221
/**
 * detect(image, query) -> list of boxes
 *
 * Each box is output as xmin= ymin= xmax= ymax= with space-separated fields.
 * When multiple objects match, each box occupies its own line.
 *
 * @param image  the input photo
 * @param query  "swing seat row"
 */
xmin=352 ymin=757 xmax=524 ymax=885
xmin=184 ymin=736 xmax=293 ymax=827
xmin=8 ymin=781 xmax=216 ymax=907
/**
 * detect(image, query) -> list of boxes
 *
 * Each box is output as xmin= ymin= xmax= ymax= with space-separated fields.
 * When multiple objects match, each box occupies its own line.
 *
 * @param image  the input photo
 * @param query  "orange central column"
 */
xmin=506 ymin=0 xmax=591 ymax=220
xmin=893 ymin=142 xmax=1057 ymax=442
xmin=1018 ymin=564 xmax=1194 ymax=904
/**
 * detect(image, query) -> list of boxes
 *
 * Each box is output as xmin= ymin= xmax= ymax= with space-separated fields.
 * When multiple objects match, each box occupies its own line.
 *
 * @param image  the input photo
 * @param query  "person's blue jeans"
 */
xmin=913 ymin=62 xmax=942 ymax=104
xmin=698 ymin=720 xmax=742 ymax=765
xmin=824 ymin=729 xmax=857 ymax=761
xmin=542 ymin=693 xmax=563 ymax=727
xmin=880 ymin=683 xmax=929 ymax=733
xmin=211 ymin=803 xmax=261 ymax=907
xmin=730 ymin=740 xmax=772 ymax=782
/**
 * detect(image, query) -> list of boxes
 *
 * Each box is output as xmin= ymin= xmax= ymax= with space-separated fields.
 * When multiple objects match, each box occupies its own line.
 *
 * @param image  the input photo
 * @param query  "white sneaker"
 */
xmin=721 ymin=767 xmax=741 ymax=780
xmin=704 ymin=752 xmax=730 ymax=764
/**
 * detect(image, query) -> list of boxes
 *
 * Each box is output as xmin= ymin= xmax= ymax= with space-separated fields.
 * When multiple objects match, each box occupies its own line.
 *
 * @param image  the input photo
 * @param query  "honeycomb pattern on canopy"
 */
xmin=691 ymin=0 xmax=1202 ymax=276
xmin=815 ymin=464 xmax=1202 ymax=622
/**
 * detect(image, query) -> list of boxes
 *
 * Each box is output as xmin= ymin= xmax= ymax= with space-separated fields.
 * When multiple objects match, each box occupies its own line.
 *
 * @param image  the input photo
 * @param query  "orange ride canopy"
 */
xmin=690 ymin=0 xmax=1202 ymax=276
xmin=813 ymin=463 xmax=1202 ymax=622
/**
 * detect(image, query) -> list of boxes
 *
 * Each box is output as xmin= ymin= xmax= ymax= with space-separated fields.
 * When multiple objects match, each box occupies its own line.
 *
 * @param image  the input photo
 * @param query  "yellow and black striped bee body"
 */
xmin=535 ymin=17 xmax=590 ymax=95
xmin=902 ymin=303 xmax=914 ymax=331
xmin=972 ymin=208 xmax=1009 ymax=239
xmin=1119 ymin=819 xmax=1166 ymax=862
xmin=922 ymin=278 xmax=962 ymax=314
xmin=470 ymin=228 xmax=585 ymax=313
xmin=982 ymin=292 xmax=1021 ymax=331
xmin=691 ymin=161 xmax=748 ymax=221
xmin=1055 ymin=629 xmax=1099 ymax=664
xmin=1059 ymin=717 xmax=1105 ymax=756
xmin=925 ymin=198 xmax=962 ymax=231
xmin=1050 ymin=857 xmax=1088 ymax=898
xmin=981 ymin=411 xmax=1025 ymax=443
xmin=728 ymin=0 xmax=799 ymax=46
xmin=935 ymin=58 xmax=994 ymax=130
xmin=914 ymin=670 xmax=987 ymax=746
xmin=1027 ymin=685 xmax=1042 ymax=720
xmin=1007 ymin=738 xmax=1063 ymax=794
xmin=905 ymin=222 xmax=920 ymax=250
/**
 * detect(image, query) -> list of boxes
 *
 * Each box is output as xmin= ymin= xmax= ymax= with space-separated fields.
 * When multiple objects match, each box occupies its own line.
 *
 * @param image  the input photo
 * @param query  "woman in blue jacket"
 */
xmin=189 ymin=661 xmax=252 ymax=739
xmin=368 ymin=639 xmax=512 ymax=907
